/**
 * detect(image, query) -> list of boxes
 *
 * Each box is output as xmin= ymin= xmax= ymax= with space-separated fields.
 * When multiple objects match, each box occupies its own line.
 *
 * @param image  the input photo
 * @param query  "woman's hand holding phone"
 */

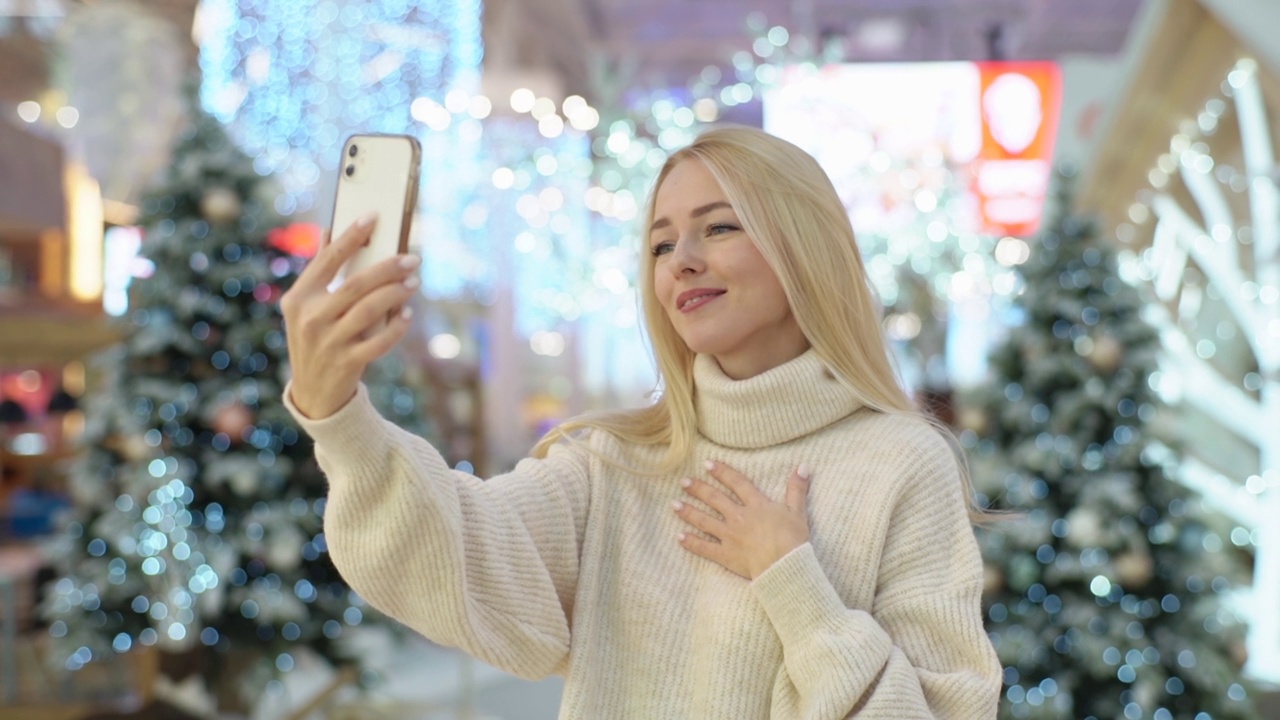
xmin=280 ymin=213 xmax=421 ymax=420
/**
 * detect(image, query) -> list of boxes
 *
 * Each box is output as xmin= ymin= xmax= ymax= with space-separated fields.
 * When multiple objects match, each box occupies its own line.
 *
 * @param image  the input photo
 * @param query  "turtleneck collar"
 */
xmin=693 ymin=349 xmax=865 ymax=449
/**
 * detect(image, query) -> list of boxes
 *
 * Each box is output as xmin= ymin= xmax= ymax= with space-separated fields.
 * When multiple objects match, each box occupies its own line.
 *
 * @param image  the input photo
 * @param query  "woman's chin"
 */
xmin=676 ymin=335 xmax=729 ymax=358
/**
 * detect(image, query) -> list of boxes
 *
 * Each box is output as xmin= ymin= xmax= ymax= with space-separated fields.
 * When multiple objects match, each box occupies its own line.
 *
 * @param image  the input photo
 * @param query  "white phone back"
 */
xmin=330 ymin=134 xmax=420 ymax=284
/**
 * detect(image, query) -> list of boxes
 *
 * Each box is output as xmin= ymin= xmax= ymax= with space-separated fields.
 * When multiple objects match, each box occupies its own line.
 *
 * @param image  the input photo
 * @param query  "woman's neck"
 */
xmin=693 ymin=349 xmax=864 ymax=449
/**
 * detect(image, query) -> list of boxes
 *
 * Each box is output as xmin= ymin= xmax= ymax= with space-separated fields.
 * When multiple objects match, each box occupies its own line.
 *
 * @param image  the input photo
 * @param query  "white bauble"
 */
xmin=957 ymin=406 xmax=989 ymax=435
xmin=983 ymin=563 xmax=1005 ymax=595
xmin=1064 ymin=507 xmax=1104 ymax=548
xmin=229 ymin=467 xmax=260 ymax=497
xmin=199 ymin=186 xmax=244 ymax=224
xmin=1114 ymin=552 xmax=1154 ymax=586
xmin=267 ymin=526 xmax=305 ymax=572
xmin=1088 ymin=334 xmax=1124 ymax=373
xmin=211 ymin=401 xmax=254 ymax=440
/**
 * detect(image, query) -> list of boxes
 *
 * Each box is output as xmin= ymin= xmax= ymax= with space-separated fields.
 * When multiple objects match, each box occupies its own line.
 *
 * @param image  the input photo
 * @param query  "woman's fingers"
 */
xmin=675 ymin=462 xmax=813 ymax=581
xmin=784 ymin=464 xmax=812 ymax=513
xmin=289 ymin=250 xmax=420 ymax=339
xmin=293 ymin=213 xmax=378 ymax=296
xmin=352 ymin=304 xmax=415 ymax=364
xmin=678 ymin=532 xmax=730 ymax=571
xmin=704 ymin=461 xmax=762 ymax=504
xmin=328 ymin=253 xmax=421 ymax=317
xmin=680 ymin=477 xmax=738 ymax=518
xmin=672 ymin=500 xmax=725 ymax=538
xmin=331 ymin=280 xmax=419 ymax=345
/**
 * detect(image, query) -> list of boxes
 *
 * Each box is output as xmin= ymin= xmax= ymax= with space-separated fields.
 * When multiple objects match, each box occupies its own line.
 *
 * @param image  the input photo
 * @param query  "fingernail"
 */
xmin=679 ymin=477 xmax=692 ymax=488
xmin=400 ymin=306 xmax=414 ymax=320
xmin=403 ymin=275 xmax=421 ymax=290
xmin=677 ymin=532 xmax=686 ymax=543
xmin=672 ymin=500 xmax=683 ymax=511
xmin=356 ymin=211 xmax=378 ymax=228
xmin=704 ymin=460 xmax=716 ymax=471
xmin=400 ymin=255 xmax=422 ymax=269
xmin=797 ymin=463 xmax=811 ymax=480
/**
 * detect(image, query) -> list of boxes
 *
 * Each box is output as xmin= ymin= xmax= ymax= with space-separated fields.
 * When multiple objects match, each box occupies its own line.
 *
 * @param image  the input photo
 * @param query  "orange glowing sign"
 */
xmin=766 ymin=60 xmax=1063 ymax=240
xmin=268 ymin=222 xmax=322 ymax=258
xmin=972 ymin=61 xmax=1062 ymax=237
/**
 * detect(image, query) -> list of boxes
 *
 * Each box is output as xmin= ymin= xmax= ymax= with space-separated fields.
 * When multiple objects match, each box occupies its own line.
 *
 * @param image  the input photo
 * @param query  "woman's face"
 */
xmin=649 ymin=158 xmax=809 ymax=379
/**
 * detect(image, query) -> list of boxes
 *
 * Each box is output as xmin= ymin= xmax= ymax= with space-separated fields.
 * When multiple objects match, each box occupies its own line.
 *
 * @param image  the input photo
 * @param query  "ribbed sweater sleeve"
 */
xmin=283 ymin=382 xmax=589 ymax=680
xmin=749 ymin=434 xmax=1001 ymax=719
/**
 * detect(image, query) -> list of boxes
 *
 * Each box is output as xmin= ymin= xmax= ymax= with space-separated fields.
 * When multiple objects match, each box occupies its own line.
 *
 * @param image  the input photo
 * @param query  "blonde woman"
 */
xmin=281 ymin=127 xmax=1001 ymax=718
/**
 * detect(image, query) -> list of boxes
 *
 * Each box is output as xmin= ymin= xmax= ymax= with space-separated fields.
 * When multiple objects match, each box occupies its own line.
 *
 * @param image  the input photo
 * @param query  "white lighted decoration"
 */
xmin=1120 ymin=58 xmax=1280 ymax=683
xmin=983 ymin=73 xmax=1043 ymax=155
xmin=65 ymin=162 xmax=104 ymax=301
xmin=58 ymin=0 xmax=186 ymax=202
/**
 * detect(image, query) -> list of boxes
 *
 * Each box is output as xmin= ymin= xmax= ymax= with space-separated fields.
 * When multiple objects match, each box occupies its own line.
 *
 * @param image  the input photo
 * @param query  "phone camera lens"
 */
xmin=344 ymin=164 xmax=356 ymax=177
xmin=348 ymin=144 xmax=358 ymax=157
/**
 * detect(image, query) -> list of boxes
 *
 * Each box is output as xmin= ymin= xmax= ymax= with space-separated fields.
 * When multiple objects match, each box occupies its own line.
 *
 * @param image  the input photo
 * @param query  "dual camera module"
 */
xmin=344 ymin=143 xmax=358 ymax=177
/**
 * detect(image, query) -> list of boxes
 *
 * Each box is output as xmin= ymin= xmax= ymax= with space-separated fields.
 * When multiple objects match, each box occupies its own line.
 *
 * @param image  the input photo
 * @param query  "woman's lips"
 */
xmin=677 ymin=290 xmax=725 ymax=313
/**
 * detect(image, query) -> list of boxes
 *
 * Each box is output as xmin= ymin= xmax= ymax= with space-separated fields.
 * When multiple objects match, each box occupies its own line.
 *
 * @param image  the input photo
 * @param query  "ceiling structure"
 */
xmin=1 ymin=0 xmax=1146 ymax=111
xmin=485 ymin=0 xmax=1147 ymax=102
xmin=0 ymin=0 xmax=200 ymax=105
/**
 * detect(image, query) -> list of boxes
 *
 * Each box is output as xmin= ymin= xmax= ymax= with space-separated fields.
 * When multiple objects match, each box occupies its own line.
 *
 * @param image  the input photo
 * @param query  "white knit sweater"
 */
xmin=284 ymin=349 xmax=1001 ymax=718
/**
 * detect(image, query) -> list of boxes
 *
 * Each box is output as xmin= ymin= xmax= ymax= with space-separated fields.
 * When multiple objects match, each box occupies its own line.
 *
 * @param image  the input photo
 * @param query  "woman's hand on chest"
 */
xmin=672 ymin=460 xmax=812 ymax=580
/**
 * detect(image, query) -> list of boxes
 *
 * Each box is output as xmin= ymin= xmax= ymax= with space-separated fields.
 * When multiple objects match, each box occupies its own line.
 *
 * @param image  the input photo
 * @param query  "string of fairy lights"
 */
xmin=194 ymin=4 xmax=1028 ymax=352
xmin=197 ymin=0 xmax=484 ymax=216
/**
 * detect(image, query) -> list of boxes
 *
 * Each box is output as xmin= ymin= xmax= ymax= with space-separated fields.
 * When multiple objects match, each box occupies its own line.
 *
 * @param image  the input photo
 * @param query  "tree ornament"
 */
xmin=200 ymin=325 xmax=223 ymax=347
xmin=105 ymin=432 xmax=151 ymax=462
xmin=268 ymin=527 xmax=305 ymax=571
xmin=956 ymin=406 xmax=989 ymax=435
xmin=1020 ymin=337 xmax=1047 ymax=365
xmin=1088 ymin=333 xmax=1124 ymax=373
xmin=1114 ymin=551 xmax=1154 ymax=587
xmin=211 ymin=402 xmax=254 ymax=440
xmin=1230 ymin=639 xmax=1249 ymax=667
xmin=983 ymin=563 xmax=1005 ymax=596
xmin=1064 ymin=506 xmax=1104 ymax=548
xmin=199 ymin=186 xmax=243 ymax=224
xmin=229 ymin=468 xmax=259 ymax=496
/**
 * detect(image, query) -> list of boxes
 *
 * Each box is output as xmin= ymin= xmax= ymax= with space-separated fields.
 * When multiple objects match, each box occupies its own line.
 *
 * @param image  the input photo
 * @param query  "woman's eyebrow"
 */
xmin=650 ymin=201 xmax=733 ymax=232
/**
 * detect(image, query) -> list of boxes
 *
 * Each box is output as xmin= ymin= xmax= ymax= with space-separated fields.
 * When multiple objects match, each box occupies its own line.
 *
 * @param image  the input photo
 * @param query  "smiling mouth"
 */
xmin=679 ymin=292 xmax=725 ymax=312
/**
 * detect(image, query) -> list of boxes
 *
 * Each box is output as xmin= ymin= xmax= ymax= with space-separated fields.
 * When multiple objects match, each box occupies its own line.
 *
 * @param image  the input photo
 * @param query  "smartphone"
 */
xmin=329 ymin=133 xmax=422 ymax=286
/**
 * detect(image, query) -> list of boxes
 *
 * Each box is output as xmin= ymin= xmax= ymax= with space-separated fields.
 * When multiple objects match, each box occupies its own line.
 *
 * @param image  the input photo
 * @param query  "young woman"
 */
xmin=280 ymin=126 xmax=1001 ymax=718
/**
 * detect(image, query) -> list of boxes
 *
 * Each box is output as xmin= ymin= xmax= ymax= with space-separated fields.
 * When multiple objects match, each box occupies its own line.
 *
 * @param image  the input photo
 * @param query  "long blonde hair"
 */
xmin=533 ymin=126 xmax=988 ymax=523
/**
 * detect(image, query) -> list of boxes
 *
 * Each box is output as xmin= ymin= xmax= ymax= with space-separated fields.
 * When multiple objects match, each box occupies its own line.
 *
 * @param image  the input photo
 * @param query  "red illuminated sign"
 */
xmin=267 ymin=222 xmax=322 ymax=258
xmin=972 ymin=61 xmax=1063 ymax=237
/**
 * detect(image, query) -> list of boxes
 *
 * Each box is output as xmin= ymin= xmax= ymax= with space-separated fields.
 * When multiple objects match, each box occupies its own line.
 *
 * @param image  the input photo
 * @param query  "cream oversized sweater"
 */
xmin=284 ymin=349 xmax=1001 ymax=718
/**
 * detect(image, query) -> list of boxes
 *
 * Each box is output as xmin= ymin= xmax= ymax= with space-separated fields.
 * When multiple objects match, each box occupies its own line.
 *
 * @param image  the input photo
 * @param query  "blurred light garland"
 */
xmin=194 ymin=4 xmax=1027 ymax=390
xmin=197 ymin=0 xmax=483 ymax=215
xmin=692 ymin=14 xmax=1009 ymax=309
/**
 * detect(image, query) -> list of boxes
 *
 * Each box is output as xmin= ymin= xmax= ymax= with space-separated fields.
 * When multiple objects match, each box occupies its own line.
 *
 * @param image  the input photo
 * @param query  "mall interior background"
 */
xmin=0 ymin=0 xmax=1278 ymax=717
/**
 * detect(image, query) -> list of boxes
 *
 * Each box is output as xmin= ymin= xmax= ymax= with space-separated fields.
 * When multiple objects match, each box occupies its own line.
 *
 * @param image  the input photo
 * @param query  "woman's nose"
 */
xmin=669 ymin=237 xmax=704 ymax=275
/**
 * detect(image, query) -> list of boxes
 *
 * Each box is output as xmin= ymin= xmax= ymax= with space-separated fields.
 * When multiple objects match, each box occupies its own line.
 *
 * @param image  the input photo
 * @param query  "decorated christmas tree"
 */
xmin=40 ymin=100 xmax=436 ymax=712
xmin=964 ymin=169 xmax=1259 ymax=719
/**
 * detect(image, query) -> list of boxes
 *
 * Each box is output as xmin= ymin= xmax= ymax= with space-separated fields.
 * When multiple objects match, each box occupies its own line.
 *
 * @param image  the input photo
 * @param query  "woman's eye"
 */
xmin=650 ymin=241 xmax=674 ymax=257
xmin=707 ymin=223 xmax=738 ymax=235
